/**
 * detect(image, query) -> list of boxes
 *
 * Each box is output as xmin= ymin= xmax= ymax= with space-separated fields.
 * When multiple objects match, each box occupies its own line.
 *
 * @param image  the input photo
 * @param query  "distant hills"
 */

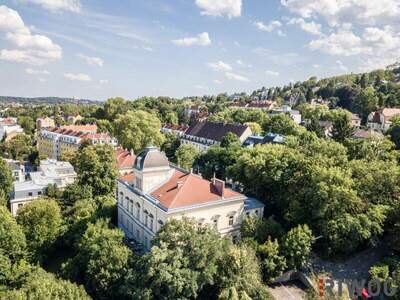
xmin=0 ymin=96 xmax=102 ymax=105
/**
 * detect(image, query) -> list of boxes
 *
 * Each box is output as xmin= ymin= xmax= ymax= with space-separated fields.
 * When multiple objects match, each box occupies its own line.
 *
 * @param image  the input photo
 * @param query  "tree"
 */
xmin=245 ymin=122 xmax=262 ymax=135
xmin=0 ymin=158 xmax=12 ymax=200
xmin=114 ymin=110 xmax=165 ymax=152
xmin=352 ymin=87 xmax=378 ymax=120
xmin=176 ymin=144 xmax=199 ymax=170
xmin=330 ymin=111 xmax=354 ymax=143
xmin=134 ymin=219 xmax=229 ymax=299
xmin=161 ymin=133 xmax=181 ymax=162
xmin=0 ymin=263 xmax=90 ymax=300
xmin=62 ymin=219 xmax=132 ymax=299
xmin=258 ymin=238 xmax=286 ymax=282
xmin=216 ymin=244 xmax=272 ymax=300
xmin=281 ymin=224 xmax=314 ymax=270
xmin=74 ymin=144 xmax=118 ymax=196
xmin=4 ymin=134 xmax=32 ymax=161
xmin=263 ymin=114 xmax=303 ymax=136
xmin=18 ymin=116 xmax=35 ymax=135
xmin=60 ymin=149 xmax=76 ymax=164
xmin=0 ymin=206 xmax=27 ymax=262
xmin=220 ymin=132 xmax=241 ymax=148
xmin=61 ymin=182 xmax=93 ymax=208
xmin=16 ymin=199 xmax=62 ymax=263
xmin=102 ymin=97 xmax=130 ymax=120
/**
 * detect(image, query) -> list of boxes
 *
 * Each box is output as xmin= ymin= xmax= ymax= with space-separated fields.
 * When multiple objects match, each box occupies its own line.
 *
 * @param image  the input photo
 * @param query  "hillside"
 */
xmin=0 ymin=96 xmax=102 ymax=106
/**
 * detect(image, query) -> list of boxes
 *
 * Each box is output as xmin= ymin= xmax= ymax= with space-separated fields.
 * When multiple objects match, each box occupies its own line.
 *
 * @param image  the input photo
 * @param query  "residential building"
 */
xmin=4 ymin=159 xmax=26 ymax=183
xmin=243 ymin=133 xmax=285 ymax=147
xmin=0 ymin=117 xmax=23 ymax=140
xmin=66 ymin=115 xmax=83 ymax=124
xmin=351 ymin=114 xmax=362 ymax=128
xmin=352 ymin=128 xmax=384 ymax=140
xmin=10 ymin=159 xmax=76 ymax=216
xmin=116 ymin=148 xmax=136 ymax=175
xmin=161 ymin=124 xmax=189 ymax=136
xmin=230 ymin=101 xmax=276 ymax=111
xmin=367 ymin=108 xmax=400 ymax=131
xmin=117 ymin=147 xmax=264 ymax=250
xmin=37 ymin=124 xmax=117 ymax=159
xmin=36 ymin=117 xmax=55 ymax=130
xmin=181 ymin=121 xmax=252 ymax=151
xmin=270 ymin=105 xmax=302 ymax=124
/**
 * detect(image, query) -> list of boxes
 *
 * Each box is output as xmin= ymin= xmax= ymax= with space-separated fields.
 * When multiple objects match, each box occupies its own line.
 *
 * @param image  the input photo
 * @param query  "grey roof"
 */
xmin=134 ymin=147 xmax=169 ymax=170
xmin=244 ymin=198 xmax=265 ymax=210
xmin=185 ymin=121 xmax=249 ymax=142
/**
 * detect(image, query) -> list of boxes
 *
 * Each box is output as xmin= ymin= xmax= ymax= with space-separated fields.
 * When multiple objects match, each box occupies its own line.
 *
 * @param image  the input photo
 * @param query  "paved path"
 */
xmin=311 ymin=244 xmax=388 ymax=280
xmin=269 ymin=282 xmax=307 ymax=300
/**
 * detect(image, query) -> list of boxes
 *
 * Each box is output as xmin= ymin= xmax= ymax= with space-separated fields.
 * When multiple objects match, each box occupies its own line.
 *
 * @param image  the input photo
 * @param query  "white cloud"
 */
xmin=207 ymin=61 xmax=232 ymax=72
xmin=172 ymin=32 xmax=211 ymax=46
xmin=77 ymin=53 xmax=104 ymax=66
xmin=309 ymin=26 xmax=368 ymax=56
xmin=265 ymin=70 xmax=280 ymax=76
xmin=38 ymin=77 xmax=46 ymax=82
xmin=143 ymin=46 xmax=153 ymax=52
xmin=255 ymin=20 xmax=282 ymax=33
xmin=287 ymin=18 xmax=322 ymax=35
xmin=195 ymin=0 xmax=242 ymax=18
xmin=236 ymin=60 xmax=251 ymax=68
xmin=225 ymin=72 xmax=250 ymax=82
xmin=64 ymin=72 xmax=91 ymax=81
xmin=213 ymin=79 xmax=223 ymax=84
xmin=99 ymin=79 xmax=108 ymax=84
xmin=21 ymin=0 xmax=81 ymax=13
xmin=281 ymin=0 xmax=400 ymax=26
xmin=25 ymin=68 xmax=49 ymax=74
xmin=0 ymin=5 xmax=62 ymax=65
xmin=312 ymin=64 xmax=320 ymax=68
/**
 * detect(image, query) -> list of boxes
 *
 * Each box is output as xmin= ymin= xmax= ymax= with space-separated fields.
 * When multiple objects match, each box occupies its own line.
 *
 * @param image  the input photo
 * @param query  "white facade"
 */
xmin=10 ymin=159 xmax=76 ymax=216
xmin=117 ymin=147 xmax=264 ymax=251
xmin=0 ymin=118 xmax=23 ymax=140
xmin=270 ymin=106 xmax=302 ymax=124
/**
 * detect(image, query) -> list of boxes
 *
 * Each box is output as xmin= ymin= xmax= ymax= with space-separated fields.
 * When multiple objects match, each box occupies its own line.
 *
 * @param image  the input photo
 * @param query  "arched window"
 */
xmin=136 ymin=203 xmax=140 ymax=220
xmin=149 ymin=214 xmax=154 ymax=231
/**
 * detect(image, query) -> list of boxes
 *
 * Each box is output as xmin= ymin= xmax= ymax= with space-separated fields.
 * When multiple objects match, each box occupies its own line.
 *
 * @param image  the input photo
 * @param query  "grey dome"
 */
xmin=134 ymin=146 xmax=169 ymax=170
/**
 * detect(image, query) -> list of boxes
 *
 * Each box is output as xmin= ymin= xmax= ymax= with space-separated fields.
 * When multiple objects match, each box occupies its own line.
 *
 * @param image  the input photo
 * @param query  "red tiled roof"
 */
xmin=150 ymin=170 xmax=242 ymax=209
xmin=118 ymin=169 xmax=243 ymax=209
xmin=62 ymin=124 xmax=97 ymax=133
xmin=115 ymin=148 xmax=136 ymax=169
xmin=163 ymin=124 xmax=189 ymax=132
xmin=0 ymin=118 xmax=17 ymax=126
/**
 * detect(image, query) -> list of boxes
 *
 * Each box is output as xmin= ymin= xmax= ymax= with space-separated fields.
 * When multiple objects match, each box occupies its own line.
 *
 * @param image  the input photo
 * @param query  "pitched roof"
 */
xmin=382 ymin=108 xmax=400 ymax=122
xmin=115 ymin=148 xmax=136 ymax=170
xmin=149 ymin=170 xmax=242 ymax=209
xmin=185 ymin=121 xmax=249 ymax=142
xmin=62 ymin=124 xmax=97 ymax=133
xmin=118 ymin=169 xmax=243 ymax=210
xmin=353 ymin=129 xmax=384 ymax=139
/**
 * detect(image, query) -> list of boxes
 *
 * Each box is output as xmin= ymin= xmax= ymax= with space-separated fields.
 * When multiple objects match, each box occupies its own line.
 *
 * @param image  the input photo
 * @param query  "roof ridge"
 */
xmin=168 ymin=172 xmax=191 ymax=208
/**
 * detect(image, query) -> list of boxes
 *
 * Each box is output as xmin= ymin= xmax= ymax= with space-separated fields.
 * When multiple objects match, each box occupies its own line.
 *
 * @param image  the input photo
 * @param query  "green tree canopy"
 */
xmin=74 ymin=144 xmax=118 ymax=196
xmin=113 ymin=110 xmax=165 ymax=152
xmin=16 ymin=199 xmax=61 ymax=263
xmin=176 ymin=144 xmax=199 ymax=170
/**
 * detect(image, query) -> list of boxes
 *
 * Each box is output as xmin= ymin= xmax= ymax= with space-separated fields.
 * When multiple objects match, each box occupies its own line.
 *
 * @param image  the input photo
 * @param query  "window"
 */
xmin=18 ymin=203 xmax=23 ymax=208
xmin=136 ymin=203 xmax=140 ymax=220
xmin=213 ymin=219 xmax=218 ymax=229
xmin=149 ymin=215 xmax=154 ymax=231
xmin=255 ymin=210 xmax=259 ymax=216
xmin=228 ymin=216 xmax=234 ymax=226
xmin=28 ymin=192 xmax=33 ymax=196
xmin=145 ymin=214 xmax=148 ymax=227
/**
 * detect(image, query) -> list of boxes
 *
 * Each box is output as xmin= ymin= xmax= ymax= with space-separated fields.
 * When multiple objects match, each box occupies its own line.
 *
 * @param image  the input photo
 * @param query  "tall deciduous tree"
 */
xmin=16 ymin=199 xmax=62 ymax=263
xmin=0 ymin=158 xmax=13 ymax=202
xmin=0 ymin=206 xmax=27 ymax=262
xmin=282 ymin=224 xmax=314 ymax=270
xmin=114 ymin=110 xmax=165 ymax=152
xmin=74 ymin=144 xmax=118 ymax=196
xmin=176 ymin=144 xmax=199 ymax=170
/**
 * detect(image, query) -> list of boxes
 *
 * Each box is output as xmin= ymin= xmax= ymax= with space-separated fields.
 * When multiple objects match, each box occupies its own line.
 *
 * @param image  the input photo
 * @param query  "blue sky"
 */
xmin=1 ymin=0 xmax=399 ymax=100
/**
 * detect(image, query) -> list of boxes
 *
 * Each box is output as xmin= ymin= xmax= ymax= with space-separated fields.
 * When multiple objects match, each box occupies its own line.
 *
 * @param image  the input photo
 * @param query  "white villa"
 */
xmin=270 ymin=105 xmax=302 ymax=124
xmin=10 ymin=159 xmax=76 ymax=216
xmin=367 ymin=108 xmax=400 ymax=132
xmin=117 ymin=147 xmax=264 ymax=250
xmin=0 ymin=117 xmax=23 ymax=140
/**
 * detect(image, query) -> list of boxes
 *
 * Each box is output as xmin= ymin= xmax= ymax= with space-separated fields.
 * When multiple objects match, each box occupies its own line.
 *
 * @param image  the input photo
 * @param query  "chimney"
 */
xmin=213 ymin=178 xmax=225 ymax=197
xmin=130 ymin=149 xmax=134 ymax=156
xmin=177 ymin=181 xmax=184 ymax=189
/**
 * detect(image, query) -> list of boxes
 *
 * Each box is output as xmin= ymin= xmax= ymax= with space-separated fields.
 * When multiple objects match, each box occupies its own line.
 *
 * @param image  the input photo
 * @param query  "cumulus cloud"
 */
xmin=77 ymin=53 xmax=104 ymax=66
xmin=308 ymin=26 xmax=368 ymax=56
xmin=213 ymin=79 xmax=223 ymax=84
xmin=195 ymin=0 xmax=242 ymax=18
xmin=64 ymin=72 xmax=91 ymax=81
xmin=0 ymin=5 xmax=62 ymax=65
xmin=99 ymin=79 xmax=108 ymax=84
xmin=21 ymin=0 xmax=81 ymax=13
xmin=265 ymin=70 xmax=280 ymax=76
xmin=172 ymin=32 xmax=211 ymax=46
xmin=336 ymin=60 xmax=348 ymax=71
xmin=281 ymin=0 xmax=400 ymax=26
xmin=225 ymin=72 xmax=249 ymax=82
xmin=25 ymin=68 xmax=49 ymax=74
xmin=287 ymin=18 xmax=322 ymax=35
xmin=255 ymin=20 xmax=282 ymax=33
xmin=207 ymin=61 xmax=232 ymax=72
